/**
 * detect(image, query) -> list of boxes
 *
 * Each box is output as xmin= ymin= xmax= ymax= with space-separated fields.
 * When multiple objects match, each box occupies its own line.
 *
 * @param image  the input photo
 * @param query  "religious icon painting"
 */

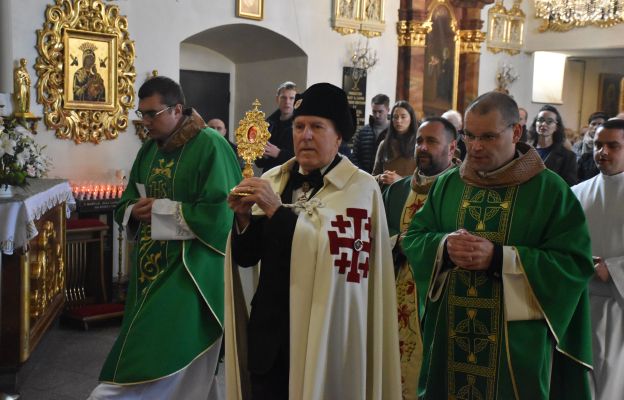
xmin=63 ymin=29 xmax=117 ymax=111
xmin=423 ymin=4 xmax=459 ymax=117
xmin=236 ymin=0 xmax=264 ymax=20
xmin=247 ymin=126 xmax=258 ymax=143
xmin=598 ymin=73 xmax=624 ymax=118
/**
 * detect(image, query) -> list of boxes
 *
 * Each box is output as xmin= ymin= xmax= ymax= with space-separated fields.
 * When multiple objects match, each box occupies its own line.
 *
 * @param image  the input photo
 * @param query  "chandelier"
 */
xmin=535 ymin=0 xmax=624 ymax=31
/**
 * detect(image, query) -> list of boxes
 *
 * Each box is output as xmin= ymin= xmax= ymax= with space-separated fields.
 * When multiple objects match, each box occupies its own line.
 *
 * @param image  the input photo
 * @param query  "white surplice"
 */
xmin=572 ymin=171 xmax=624 ymax=400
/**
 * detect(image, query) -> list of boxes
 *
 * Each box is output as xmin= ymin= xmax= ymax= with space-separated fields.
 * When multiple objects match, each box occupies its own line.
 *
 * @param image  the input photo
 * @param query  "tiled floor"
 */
xmin=14 ymin=321 xmax=119 ymax=400
xmin=10 ymin=320 xmax=225 ymax=400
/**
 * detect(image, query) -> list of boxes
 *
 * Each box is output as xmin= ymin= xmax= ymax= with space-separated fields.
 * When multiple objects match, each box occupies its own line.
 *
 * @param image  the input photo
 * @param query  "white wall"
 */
xmin=6 ymin=0 xmax=400 ymax=180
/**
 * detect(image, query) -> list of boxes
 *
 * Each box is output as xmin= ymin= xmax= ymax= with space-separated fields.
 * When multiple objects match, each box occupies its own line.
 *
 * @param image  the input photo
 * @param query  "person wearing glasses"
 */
xmin=528 ymin=105 xmax=578 ymax=185
xmin=373 ymin=100 xmax=419 ymax=188
xmin=403 ymin=91 xmax=594 ymax=399
xmin=89 ymin=76 xmax=242 ymax=399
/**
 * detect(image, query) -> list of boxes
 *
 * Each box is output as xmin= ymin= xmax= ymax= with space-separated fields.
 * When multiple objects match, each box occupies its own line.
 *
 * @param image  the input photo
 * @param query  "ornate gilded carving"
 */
xmin=486 ymin=0 xmax=524 ymax=55
xmin=332 ymin=0 xmax=386 ymax=37
xmin=535 ymin=0 xmax=623 ymax=32
xmin=459 ymin=29 xmax=486 ymax=54
xmin=29 ymin=220 xmax=64 ymax=319
xmin=35 ymin=0 xmax=136 ymax=144
xmin=235 ymin=100 xmax=271 ymax=180
xmin=397 ymin=20 xmax=432 ymax=47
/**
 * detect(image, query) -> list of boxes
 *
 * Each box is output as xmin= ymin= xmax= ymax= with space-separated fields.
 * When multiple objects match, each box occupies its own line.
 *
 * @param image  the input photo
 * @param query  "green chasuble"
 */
xmin=100 ymin=120 xmax=242 ymax=384
xmin=403 ymin=148 xmax=593 ymax=400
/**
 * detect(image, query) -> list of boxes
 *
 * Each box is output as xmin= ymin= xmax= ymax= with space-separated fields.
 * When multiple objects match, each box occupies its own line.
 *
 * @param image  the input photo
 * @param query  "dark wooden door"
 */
xmin=180 ymin=70 xmax=230 ymax=129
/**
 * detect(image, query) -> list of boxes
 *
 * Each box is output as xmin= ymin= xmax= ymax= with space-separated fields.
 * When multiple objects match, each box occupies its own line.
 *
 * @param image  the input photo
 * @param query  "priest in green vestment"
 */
xmin=89 ymin=76 xmax=242 ymax=399
xmin=383 ymin=117 xmax=460 ymax=400
xmin=402 ymin=92 xmax=594 ymax=400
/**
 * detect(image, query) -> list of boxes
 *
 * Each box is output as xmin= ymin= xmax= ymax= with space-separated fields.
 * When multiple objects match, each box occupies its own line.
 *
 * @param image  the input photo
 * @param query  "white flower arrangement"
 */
xmin=0 ymin=117 xmax=50 ymax=188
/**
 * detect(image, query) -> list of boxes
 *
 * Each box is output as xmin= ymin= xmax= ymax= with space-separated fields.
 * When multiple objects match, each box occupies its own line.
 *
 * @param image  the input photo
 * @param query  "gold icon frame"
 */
xmin=35 ymin=0 xmax=136 ymax=144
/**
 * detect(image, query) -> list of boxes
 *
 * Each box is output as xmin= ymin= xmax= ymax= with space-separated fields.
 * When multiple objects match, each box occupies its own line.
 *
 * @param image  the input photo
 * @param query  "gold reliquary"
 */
xmin=235 ymin=99 xmax=271 ymax=183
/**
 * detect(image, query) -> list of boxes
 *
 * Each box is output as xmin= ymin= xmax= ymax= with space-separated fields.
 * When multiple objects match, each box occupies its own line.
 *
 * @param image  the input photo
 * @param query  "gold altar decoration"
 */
xmin=20 ymin=206 xmax=65 ymax=361
xmin=332 ymin=0 xmax=386 ymax=37
xmin=459 ymin=30 xmax=487 ymax=54
xmin=397 ymin=20 xmax=432 ymax=47
xmin=30 ymin=221 xmax=65 ymax=319
xmin=235 ymin=99 xmax=271 ymax=181
xmin=486 ymin=0 xmax=524 ymax=55
xmin=35 ymin=0 xmax=136 ymax=144
xmin=535 ymin=0 xmax=623 ymax=32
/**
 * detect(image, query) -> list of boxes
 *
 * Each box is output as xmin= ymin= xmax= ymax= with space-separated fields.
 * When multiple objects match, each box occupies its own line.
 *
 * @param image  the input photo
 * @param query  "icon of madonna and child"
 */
xmin=72 ymin=42 xmax=106 ymax=103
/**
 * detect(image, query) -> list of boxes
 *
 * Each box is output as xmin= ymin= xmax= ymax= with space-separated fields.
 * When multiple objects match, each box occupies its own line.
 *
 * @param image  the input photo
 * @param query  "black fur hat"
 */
xmin=293 ymin=83 xmax=355 ymax=142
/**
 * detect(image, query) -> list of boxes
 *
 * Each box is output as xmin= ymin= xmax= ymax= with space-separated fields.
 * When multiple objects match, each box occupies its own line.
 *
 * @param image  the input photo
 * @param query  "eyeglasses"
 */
xmin=536 ymin=117 xmax=556 ymax=125
xmin=461 ymin=124 xmax=514 ymax=143
xmin=135 ymin=106 xmax=173 ymax=120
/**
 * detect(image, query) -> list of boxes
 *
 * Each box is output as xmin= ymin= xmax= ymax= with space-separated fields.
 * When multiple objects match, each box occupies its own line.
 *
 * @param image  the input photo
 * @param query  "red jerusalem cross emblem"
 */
xmin=327 ymin=208 xmax=372 ymax=283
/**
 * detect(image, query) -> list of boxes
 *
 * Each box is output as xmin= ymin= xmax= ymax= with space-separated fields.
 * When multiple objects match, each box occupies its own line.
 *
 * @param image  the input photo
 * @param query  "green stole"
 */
xmin=404 ymin=166 xmax=593 ymax=400
xmin=100 ymin=127 xmax=241 ymax=384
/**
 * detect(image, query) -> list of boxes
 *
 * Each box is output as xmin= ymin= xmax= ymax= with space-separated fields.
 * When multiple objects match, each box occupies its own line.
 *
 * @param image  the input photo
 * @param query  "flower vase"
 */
xmin=0 ymin=184 xmax=14 ymax=198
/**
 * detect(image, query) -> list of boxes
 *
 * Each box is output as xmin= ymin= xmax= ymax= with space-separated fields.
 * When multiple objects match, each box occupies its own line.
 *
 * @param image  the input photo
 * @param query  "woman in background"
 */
xmin=528 ymin=104 xmax=577 ymax=185
xmin=373 ymin=100 xmax=419 ymax=189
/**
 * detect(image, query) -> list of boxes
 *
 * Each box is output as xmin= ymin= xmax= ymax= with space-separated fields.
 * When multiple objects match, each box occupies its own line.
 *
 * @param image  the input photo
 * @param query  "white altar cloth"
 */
xmin=0 ymin=179 xmax=74 ymax=255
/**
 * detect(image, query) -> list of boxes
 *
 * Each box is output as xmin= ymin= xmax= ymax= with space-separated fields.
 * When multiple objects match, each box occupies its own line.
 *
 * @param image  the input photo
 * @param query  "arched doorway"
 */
xmin=181 ymin=24 xmax=308 ymax=137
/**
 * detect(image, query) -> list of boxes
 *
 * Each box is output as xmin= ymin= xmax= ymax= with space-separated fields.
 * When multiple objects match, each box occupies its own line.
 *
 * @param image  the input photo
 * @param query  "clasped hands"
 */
xmin=446 ymin=229 xmax=494 ymax=271
xmin=228 ymin=178 xmax=282 ymax=228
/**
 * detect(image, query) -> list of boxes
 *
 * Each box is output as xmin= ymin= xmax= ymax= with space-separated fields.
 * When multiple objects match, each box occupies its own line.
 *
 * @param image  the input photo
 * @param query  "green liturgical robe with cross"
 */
xmin=403 ymin=144 xmax=594 ymax=400
xmin=100 ymin=120 xmax=241 ymax=384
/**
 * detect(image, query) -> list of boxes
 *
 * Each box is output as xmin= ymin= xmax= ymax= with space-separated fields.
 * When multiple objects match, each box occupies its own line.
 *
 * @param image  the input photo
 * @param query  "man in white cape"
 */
xmin=572 ymin=118 xmax=624 ymax=400
xmin=225 ymin=83 xmax=401 ymax=400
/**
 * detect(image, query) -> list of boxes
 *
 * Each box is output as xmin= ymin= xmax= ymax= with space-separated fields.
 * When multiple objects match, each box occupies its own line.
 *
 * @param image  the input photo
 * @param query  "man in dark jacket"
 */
xmin=351 ymin=93 xmax=390 ymax=173
xmin=255 ymin=81 xmax=297 ymax=173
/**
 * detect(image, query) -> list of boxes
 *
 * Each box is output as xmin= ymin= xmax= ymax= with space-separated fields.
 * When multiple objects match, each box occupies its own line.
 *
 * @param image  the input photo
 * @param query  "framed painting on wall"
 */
xmin=63 ymin=29 xmax=117 ymax=111
xmin=598 ymin=73 xmax=624 ymax=118
xmin=422 ymin=5 xmax=458 ymax=117
xmin=236 ymin=0 xmax=264 ymax=20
